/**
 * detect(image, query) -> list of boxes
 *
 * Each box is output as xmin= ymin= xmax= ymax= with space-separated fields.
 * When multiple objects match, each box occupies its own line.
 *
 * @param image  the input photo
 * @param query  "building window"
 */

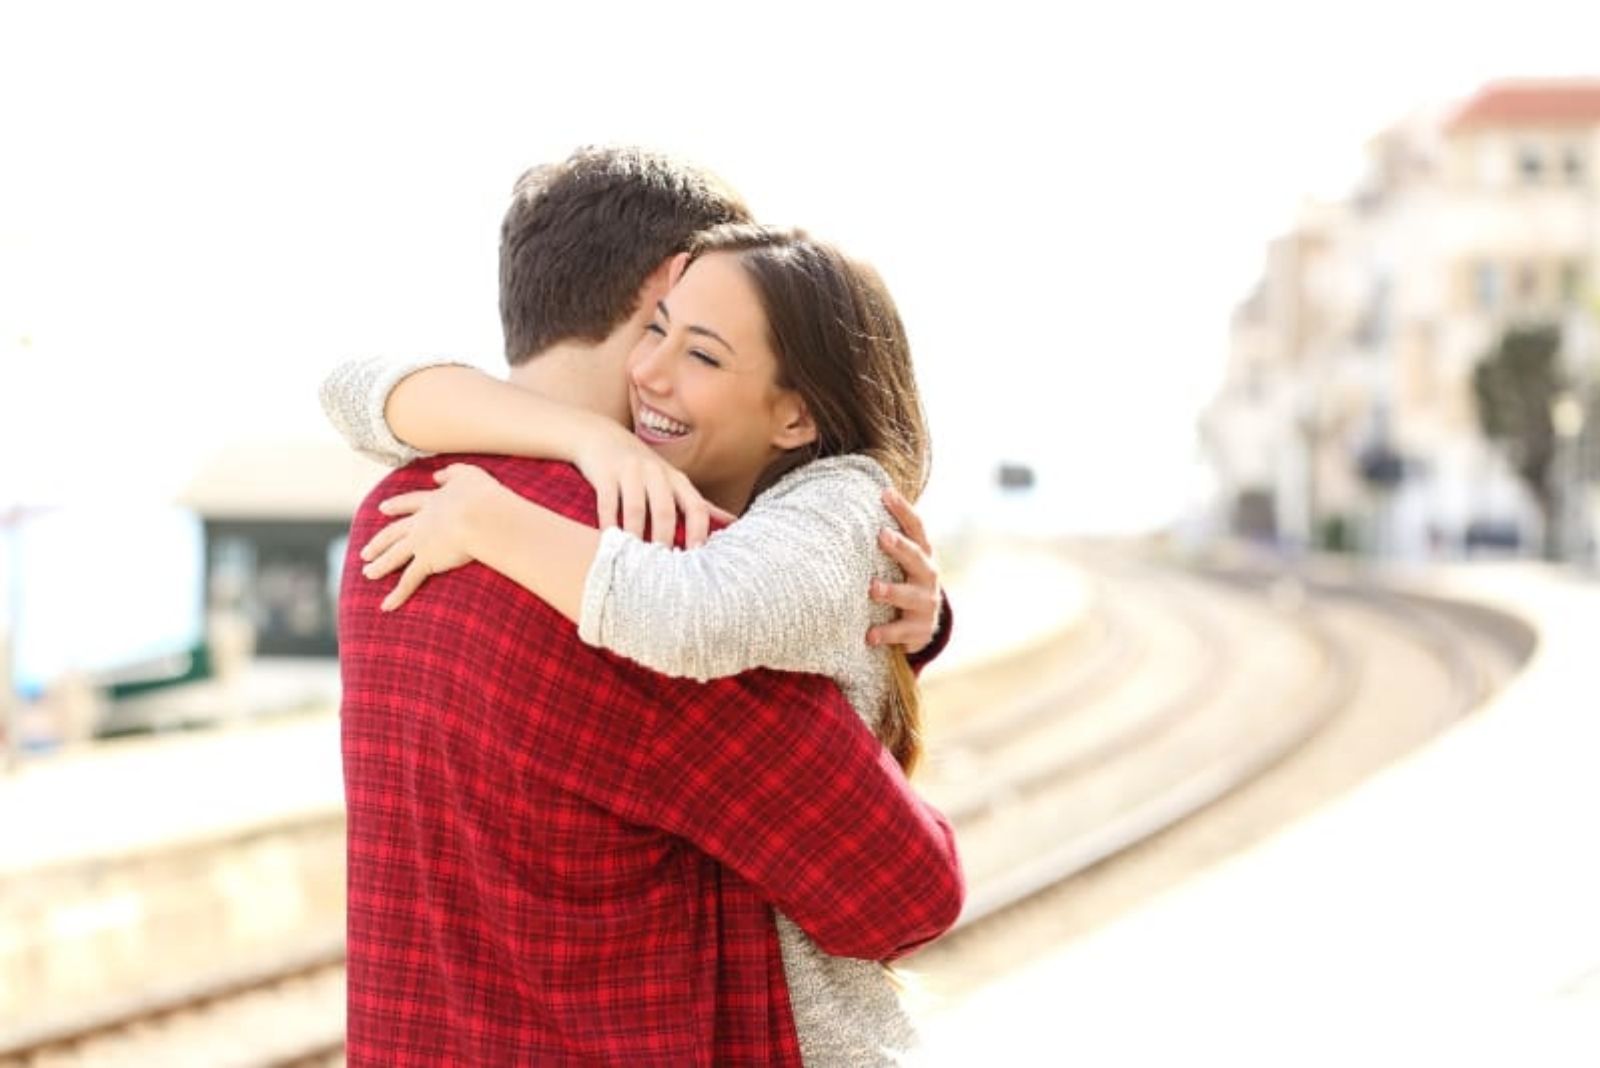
xmin=204 ymin=520 xmax=350 ymax=657
xmin=1474 ymin=261 xmax=1500 ymax=312
xmin=1563 ymin=145 xmax=1587 ymax=184
xmin=1562 ymin=261 xmax=1586 ymax=304
xmin=1518 ymin=144 xmax=1544 ymax=184
xmin=1516 ymin=263 xmax=1540 ymax=303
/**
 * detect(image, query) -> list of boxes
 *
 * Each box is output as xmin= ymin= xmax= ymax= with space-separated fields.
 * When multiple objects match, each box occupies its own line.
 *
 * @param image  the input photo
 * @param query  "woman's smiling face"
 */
xmin=626 ymin=251 xmax=814 ymax=514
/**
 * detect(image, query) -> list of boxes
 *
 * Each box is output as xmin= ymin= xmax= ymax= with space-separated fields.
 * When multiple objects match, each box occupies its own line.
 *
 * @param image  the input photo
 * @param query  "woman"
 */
xmin=323 ymin=224 xmax=943 ymax=1065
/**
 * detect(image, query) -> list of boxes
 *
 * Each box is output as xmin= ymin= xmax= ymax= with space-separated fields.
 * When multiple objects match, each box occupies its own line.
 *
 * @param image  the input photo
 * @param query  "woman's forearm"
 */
xmin=386 ymin=365 xmax=599 ymax=461
xmin=465 ymin=488 xmax=601 ymax=625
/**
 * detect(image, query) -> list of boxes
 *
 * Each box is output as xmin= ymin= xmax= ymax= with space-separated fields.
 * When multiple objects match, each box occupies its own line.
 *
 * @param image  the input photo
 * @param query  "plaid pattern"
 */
xmin=339 ymin=455 xmax=964 ymax=1066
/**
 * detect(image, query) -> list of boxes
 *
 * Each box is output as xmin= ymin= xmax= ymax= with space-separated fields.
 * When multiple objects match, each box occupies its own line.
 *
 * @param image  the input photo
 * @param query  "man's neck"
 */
xmin=505 ymin=334 xmax=633 ymax=426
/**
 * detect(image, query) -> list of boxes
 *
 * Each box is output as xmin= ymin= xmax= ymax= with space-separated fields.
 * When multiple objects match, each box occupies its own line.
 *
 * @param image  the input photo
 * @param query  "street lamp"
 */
xmin=1551 ymin=390 xmax=1587 ymax=561
xmin=1551 ymin=391 xmax=1585 ymax=439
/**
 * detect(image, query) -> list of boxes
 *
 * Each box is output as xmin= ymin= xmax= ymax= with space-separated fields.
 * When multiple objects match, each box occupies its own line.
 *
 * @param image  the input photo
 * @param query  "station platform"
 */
xmin=2 ymin=662 xmax=343 ymax=874
xmin=919 ymin=561 xmax=1600 ymax=1067
xmin=0 ymin=664 xmax=345 ymax=1043
xmin=923 ymin=540 xmax=1091 ymax=678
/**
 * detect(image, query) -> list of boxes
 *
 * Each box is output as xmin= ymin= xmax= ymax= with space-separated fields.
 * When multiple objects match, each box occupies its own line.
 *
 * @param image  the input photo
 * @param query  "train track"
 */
xmin=911 ymin=549 xmax=1536 ymax=993
xmin=0 ymin=940 xmax=345 ymax=1067
xmin=920 ymin=555 xmax=1357 ymax=929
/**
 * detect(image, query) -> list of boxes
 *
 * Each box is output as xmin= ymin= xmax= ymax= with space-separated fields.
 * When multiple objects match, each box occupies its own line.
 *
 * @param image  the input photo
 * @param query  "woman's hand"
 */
xmin=867 ymin=488 xmax=943 ymax=653
xmin=360 ymin=463 xmax=507 ymax=612
xmin=573 ymin=420 xmax=734 ymax=548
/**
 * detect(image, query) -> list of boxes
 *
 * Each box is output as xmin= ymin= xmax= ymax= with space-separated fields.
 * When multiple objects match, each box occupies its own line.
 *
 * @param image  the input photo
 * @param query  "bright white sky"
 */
xmin=3 ymin=0 xmax=1598 ymax=534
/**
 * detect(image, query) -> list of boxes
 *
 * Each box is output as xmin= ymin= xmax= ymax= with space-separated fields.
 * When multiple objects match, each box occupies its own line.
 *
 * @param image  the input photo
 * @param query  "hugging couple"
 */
xmin=325 ymin=145 xmax=965 ymax=1065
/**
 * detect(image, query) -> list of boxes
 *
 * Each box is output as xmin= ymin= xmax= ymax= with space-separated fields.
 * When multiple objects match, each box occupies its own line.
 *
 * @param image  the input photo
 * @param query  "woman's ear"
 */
xmin=772 ymin=393 xmax=818 ymax=451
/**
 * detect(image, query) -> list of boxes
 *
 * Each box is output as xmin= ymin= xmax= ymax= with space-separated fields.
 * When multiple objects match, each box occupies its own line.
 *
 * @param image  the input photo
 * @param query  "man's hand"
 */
xmin=867 ymin=488 xmax=942 ymax=654
xmin=574 ymin=421 xmax=735 ymax=548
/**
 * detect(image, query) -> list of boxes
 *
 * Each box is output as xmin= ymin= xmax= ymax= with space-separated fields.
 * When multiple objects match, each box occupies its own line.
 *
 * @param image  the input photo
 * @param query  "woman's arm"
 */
xmin=323 ymin=356 xmax=722 ymax=546
xmin=319 ymin=355 xmax=473 ymax=467
xmin=320 ymin=355 xmax=596 ymax=465
xmin=383 ymin=363 xmax=607 ymax=464
xmin=361 ymin=456 xmax=943 ymax=674
xmin=580 ymin=456 xmax=898 ymax=681
xmin=362 ymin=464 xmax=600 ymax=618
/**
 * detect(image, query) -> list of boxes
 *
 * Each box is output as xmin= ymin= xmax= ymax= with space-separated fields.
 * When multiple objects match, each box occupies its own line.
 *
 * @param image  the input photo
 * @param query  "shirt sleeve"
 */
xmin=640 ymin=667 xmax=966 ymax=962
xmin=577 ymin=457 xmax=897 ymax=680
xmin=318 ymin=355 xmax=472 ymax=467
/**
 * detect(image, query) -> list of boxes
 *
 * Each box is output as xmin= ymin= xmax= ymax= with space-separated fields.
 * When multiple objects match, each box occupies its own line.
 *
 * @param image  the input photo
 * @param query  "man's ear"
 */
xmin=772 ymin=394 xmax=818 ymax=450
xmin=666 ymin=251 xmax=691 ymax=287
xmin=638 ymin=252 xmax=689 ymax=312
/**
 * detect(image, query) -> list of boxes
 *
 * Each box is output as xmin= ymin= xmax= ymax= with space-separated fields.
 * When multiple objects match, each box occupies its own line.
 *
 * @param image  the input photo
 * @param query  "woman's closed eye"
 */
xmin=689 ymin=348 xmax=722 ymax=368
xmin=645 ymin=320 xmax=667 ymax=338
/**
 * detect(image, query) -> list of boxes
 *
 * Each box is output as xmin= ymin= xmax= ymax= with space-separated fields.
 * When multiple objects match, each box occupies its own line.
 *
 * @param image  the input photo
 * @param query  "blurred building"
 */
xmin=1205 ymin=79 xmax=1600 ymax=560
xmin=2 ymin=440 xmax=379 ymax=746
xmin=182 ymin=440 xmax=382 ymax=659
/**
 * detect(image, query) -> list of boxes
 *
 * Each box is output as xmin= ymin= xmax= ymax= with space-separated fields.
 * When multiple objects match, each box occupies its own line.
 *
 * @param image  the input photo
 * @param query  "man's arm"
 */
xmin=636 ymin=669 xmax=965 ymax=961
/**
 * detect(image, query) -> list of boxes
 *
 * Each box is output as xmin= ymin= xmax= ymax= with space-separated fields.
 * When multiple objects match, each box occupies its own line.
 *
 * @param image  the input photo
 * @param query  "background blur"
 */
xmin=4 ymin=2 xmax=1599 ymax=1064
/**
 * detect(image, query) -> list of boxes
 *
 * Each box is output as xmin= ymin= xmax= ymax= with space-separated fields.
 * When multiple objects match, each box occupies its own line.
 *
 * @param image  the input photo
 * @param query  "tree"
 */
xmin=1472 ymin=323 xmax=1566 ymax=558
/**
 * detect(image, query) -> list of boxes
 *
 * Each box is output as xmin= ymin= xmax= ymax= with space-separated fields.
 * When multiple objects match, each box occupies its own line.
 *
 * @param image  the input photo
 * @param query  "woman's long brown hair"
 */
xmin=689 ymin=224 xmax=931 ymax=775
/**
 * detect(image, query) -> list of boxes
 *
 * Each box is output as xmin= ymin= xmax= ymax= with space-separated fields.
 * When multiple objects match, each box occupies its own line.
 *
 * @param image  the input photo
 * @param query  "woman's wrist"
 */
xmin=461 ymin=479 xmax=521 ymax=562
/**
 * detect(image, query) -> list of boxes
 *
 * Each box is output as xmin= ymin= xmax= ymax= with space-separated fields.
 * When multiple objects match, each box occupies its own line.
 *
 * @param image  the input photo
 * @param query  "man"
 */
xmin=337 ymin=147 xmax=963 ymax=1065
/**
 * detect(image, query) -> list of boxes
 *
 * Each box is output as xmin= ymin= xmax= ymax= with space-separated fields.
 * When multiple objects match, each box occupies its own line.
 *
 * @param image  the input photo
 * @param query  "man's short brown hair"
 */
xmin=498 ymin=146 xmax=752 ymax=365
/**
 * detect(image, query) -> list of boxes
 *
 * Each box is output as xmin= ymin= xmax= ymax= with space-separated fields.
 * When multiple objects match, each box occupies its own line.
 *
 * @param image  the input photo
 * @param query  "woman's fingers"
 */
xmin=360 ymin=520 xmax=408 ymax=563
xmin=378 ymin=491 xmax=432 ymax=517
xmin=594 ymin=476 xmax=620 ymax=532
xmin=381 ymin=558 xmax=432 ymax=612
xmin=878 ymin=527 xmax=938 ymax=585
xmin=869 ymin=555 xmax=941 ymax=653
xmin=645 ymin=466 xmax=678 ymax=547
xmin=677 ymin=473 xmax=711 ymax=549
xmin=869 ymin=577 xmax=940 ymax=615
xmin=867 ymin=618 xmax=937 ymax=649
xmin=882 ymin=488 xmax=932 ymax=554
xmin=362 ymin=537 xmax=416 ymax=581
xmin=618 ymin=469 xmax=647 ymax=539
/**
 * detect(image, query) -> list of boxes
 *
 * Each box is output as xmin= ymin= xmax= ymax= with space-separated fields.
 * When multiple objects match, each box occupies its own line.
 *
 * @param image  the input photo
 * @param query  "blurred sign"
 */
xmin=996 ymin=462 xmax=1037 ymax=492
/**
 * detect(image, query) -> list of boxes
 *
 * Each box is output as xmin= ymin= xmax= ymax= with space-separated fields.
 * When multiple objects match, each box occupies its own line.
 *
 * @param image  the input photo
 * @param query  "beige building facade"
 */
xmin=1206 ymin=80 xmax=1600 ymax=559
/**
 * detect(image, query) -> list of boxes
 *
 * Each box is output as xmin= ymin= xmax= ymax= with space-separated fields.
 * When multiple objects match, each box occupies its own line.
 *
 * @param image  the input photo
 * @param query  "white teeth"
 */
xmin=639 ymin=407 xmax=689 ymax=436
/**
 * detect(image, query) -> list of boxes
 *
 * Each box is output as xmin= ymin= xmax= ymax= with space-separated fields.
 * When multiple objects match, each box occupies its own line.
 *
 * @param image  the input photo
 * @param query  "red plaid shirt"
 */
xmin=339 ymin=455 xmax=964 ymax=1066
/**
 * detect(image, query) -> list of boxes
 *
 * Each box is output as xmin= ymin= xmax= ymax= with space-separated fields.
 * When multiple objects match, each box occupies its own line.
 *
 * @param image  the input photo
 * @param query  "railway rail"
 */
xmin=1 ymin=939 xmax=345 ymax=1067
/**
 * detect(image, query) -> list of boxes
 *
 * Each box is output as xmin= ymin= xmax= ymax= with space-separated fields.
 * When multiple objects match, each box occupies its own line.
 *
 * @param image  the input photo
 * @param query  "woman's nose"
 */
xmin=628 ymin=335 xmax=674 ymax=394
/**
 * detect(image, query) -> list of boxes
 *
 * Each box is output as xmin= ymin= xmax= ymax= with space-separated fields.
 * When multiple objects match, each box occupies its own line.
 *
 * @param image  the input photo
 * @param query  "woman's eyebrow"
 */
xmin=658 ymin=300 xmax=737 ymax=354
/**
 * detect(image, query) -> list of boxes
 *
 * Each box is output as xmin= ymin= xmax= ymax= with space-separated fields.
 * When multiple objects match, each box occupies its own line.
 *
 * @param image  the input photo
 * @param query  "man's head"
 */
xmin=499 ymin=146 xmax=751 ymax=366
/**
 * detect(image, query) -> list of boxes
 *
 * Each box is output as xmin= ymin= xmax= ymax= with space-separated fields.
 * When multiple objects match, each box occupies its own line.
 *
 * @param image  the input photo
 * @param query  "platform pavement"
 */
xmin=923 ymin=541 xmax=1090 ymax=678
xmin=916 ymin=562 xmax=1600 ymax=1067
xmin=1 ymin=663 xmax=344 ymax=877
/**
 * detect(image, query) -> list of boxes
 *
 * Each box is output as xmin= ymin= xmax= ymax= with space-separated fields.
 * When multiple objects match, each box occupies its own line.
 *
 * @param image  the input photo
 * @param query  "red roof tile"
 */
xmin=1449 ymin=79 xmax=1600 ymax=130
